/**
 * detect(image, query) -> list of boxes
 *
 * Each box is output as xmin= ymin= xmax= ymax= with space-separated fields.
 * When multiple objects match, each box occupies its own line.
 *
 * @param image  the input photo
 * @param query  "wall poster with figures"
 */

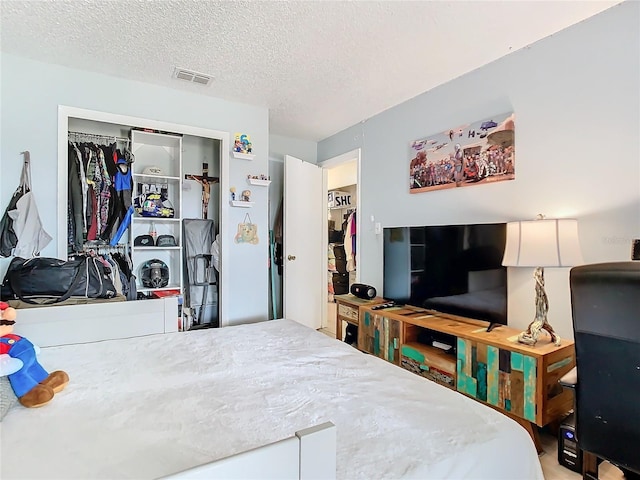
xmin=409 ymin=112 xmax=515 ymax=193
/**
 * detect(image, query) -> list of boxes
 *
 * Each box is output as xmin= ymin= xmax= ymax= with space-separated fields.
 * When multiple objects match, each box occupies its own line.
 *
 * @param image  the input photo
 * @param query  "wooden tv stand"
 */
xmin=354 ymin=303 xmax=575 ymax=450
xmin=334 ymin=294 xmax=386 ymax=341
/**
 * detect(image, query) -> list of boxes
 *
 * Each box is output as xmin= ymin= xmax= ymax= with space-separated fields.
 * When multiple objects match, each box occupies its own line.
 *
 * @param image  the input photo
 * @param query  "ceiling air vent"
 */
xmin=173 ymin=67 xmax=213 ymax=86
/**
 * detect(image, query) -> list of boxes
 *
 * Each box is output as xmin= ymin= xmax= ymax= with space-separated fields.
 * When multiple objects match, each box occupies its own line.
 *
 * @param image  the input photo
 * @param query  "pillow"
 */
xmin=1 ymin=377 xmax=18 ymax=421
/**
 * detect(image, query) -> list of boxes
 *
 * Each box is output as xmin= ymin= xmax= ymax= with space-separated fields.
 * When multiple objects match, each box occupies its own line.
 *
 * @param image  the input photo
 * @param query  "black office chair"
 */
xmin=568 ymin=262 xmax=640 ymax=479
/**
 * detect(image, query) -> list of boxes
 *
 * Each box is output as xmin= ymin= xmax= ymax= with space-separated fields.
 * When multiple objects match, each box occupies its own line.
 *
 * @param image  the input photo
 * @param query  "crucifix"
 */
xmin=185 ymin=163 xmax=219 ymax=219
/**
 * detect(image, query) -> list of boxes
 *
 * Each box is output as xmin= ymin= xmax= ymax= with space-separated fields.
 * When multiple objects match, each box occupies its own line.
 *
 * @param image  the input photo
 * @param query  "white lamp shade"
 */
xmin=502 ymin=219 xmax=583 ymax=267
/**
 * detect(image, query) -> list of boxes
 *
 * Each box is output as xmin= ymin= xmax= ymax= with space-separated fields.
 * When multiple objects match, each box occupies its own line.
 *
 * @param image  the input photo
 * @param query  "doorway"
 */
xmin=319 ymin=149 xmax=361 ymax=337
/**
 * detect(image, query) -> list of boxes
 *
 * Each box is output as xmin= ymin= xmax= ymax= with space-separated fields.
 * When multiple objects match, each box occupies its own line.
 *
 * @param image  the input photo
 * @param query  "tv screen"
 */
xmin=383 ymin=223 xmax=507 ymax=326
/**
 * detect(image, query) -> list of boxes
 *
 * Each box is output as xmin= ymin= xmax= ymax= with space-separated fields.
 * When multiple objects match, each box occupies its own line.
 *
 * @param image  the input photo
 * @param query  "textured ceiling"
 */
xmin=0 ymin=0 xmax=620 ymax=141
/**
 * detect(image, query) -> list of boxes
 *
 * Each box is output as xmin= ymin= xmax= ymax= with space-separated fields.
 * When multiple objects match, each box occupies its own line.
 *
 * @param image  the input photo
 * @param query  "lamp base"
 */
xmin=517 ymin=325 xmax=561 ymax=346
xmin=517 ymin=267 xmax=562 ymax=347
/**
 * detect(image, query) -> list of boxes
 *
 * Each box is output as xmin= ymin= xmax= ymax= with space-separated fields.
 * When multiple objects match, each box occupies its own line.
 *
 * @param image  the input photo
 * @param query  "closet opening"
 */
xmin=58 ymin=106 xmax=229 ymax=330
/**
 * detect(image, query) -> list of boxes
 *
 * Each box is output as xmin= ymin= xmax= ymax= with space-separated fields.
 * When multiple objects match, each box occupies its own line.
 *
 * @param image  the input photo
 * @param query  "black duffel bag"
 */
xmin=1 ymin=256 xmax=117 ymax=304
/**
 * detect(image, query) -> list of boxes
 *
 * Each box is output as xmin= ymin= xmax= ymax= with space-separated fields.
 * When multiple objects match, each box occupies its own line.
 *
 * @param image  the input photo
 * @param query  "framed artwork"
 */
xmin=409 ymin=112 xmax=515 ymax=193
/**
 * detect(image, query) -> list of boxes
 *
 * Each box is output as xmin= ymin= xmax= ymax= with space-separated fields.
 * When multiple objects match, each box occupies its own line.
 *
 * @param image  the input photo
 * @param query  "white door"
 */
xmin=284 ymin=155 xmax=324 ymax=329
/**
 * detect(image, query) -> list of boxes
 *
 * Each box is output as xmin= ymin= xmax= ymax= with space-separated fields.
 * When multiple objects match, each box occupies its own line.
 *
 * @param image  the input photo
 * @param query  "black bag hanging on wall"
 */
xmin=0 ymin=193 xmax=22 ymax=257
xmin=1 ymin=256 xmax=117 ymax=304
xmin=0 ymin=154 xmax=31 ymax=257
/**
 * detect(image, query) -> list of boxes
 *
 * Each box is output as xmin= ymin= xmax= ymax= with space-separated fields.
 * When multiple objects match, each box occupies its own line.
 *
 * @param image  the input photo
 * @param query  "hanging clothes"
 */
xmin=73 ymin=144 xmax=89 ymax=233
xmin=111 ymin=156 xmax=133 ymax=238
xmin=273 ymin=199 xmax=284 ymax=275
xmin=67 ymin=136 xmax=134 ymax=254
xmin=345 ymin=209 xmax=356 ymax=272
xmin=68 ymin=142 xmax=84 ymax=252
xmin=95 ymin=147 xmax=113 ymax=240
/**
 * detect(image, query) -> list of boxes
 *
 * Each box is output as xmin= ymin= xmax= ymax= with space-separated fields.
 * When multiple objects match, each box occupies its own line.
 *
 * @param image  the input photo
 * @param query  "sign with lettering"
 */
xmin=328 ymin=191 xmax=354 ymax=209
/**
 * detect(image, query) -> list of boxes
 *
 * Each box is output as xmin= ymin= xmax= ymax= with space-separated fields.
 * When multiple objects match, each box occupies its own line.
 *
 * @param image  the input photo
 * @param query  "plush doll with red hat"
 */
xmin=0 ymin=301 xmax=69 ymax=407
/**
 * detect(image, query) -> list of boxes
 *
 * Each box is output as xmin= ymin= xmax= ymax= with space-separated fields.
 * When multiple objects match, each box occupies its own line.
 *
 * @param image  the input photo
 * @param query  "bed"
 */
xmin=1 ymin=319 xmax=543 ymax=479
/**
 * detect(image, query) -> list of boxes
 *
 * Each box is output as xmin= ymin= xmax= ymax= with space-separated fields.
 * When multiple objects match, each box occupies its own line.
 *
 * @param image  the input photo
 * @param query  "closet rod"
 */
xmin=68 ymin=131 xmax=130 ymax=143
xmin=82 ymin=242 xmax=128 ymax=252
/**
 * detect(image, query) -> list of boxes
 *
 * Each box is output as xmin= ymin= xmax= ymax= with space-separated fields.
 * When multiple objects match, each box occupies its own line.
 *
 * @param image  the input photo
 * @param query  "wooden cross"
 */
xmin=185 ymin=163 xmax=219 ymax=219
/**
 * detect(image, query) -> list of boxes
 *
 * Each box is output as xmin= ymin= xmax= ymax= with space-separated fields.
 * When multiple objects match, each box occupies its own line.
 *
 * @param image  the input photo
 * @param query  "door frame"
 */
xmin=57 ymin=106 xmax=231 ymax=325
xmin=318 ymin=148 xmax=361 ymax=331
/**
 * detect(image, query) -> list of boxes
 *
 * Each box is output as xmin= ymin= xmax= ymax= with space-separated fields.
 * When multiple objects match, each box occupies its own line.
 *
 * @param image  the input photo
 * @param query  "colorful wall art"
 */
xmin=409 ymin=112 xmax=515 ymax=193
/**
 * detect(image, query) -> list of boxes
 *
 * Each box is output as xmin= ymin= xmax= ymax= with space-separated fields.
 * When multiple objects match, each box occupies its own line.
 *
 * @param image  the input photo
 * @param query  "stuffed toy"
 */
xmin=0 ymin=301 xmax=69 ymax=408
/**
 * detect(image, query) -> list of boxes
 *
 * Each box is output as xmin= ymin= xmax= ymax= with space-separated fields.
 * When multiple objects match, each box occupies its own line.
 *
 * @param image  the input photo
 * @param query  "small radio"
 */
xmin=350 ymin=283 xmax=377 ymax=300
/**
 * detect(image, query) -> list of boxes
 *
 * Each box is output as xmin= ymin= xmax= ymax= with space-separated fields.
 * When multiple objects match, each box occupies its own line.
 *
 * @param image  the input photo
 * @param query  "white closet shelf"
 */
xmin=232 ymin=152 xmax=255 ymax=160
xmin=131 ymin=130 xmax=181 ymax=149
xmin=134 ymin=217 xmax=181 ymax=222
xmin=134 ymin=246 xmax=181 ymax=251
xmin=230 ymin=200 xmax=254 ymax=208
xmin=133 ymin=173 xmax=180 ymax=183
xmin=247 ymin=178 xmax=271 ymax=186
xmin=138 ymin=283 xmax=182 ymax=293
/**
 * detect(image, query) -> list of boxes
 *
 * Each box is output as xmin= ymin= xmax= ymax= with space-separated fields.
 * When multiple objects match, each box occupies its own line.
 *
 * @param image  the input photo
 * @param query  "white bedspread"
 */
xmin=0 ymin=319 xmax=543 ymax=479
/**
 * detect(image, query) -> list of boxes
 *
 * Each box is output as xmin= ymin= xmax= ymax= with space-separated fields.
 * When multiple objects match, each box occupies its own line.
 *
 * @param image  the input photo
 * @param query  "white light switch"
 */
xmin=375 ymin=222 xmax=382 ymax=235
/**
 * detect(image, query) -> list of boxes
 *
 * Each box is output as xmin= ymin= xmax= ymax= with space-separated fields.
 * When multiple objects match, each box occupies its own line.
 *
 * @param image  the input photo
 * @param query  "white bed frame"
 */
xmin=13 ymin=297 xmax=179 ymax=347
xmin=162 ymin=422 xmax=336 ymax=480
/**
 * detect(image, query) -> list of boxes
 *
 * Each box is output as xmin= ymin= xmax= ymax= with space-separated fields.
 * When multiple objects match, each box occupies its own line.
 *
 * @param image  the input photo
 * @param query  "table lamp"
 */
xmin=502 ymin=215 xmax=583 ymax=346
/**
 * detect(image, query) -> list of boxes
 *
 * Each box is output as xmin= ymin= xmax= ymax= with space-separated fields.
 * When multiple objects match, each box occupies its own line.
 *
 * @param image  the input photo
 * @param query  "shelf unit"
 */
xmin=409 ymin=227 xmax=426 ymax=285
xmin=232 ymin=151 xmax=255 ymax=161
xmin=230 ymin=200 xmax=254 ymax=208
xmin=130 ymin=130 xmax=183 ymax=296
xmin=247 ymin=178 xmax=271 ymax=187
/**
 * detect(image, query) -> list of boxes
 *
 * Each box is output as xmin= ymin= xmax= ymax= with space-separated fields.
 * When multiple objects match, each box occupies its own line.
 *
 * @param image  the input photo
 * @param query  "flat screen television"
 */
xmin=383 ymin=223 xmax=507 ymax=328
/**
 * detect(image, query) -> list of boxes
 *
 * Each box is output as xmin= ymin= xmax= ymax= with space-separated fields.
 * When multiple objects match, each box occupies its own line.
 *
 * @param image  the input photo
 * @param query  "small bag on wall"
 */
xmin=234 ymin=213 xmax=259 ymax=245
xmin=1 ymin=256 xmax=117 ymax=304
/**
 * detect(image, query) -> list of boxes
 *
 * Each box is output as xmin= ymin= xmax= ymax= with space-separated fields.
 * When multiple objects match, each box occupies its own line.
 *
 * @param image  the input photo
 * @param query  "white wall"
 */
xmin=318 ymin=2 xmax=640 ymax=340
xmin=0 ymin=53 xmax=269 ymax=326
xmin=269 ymin=134 xmax=317 ymax=165
xmin=327 ymin=161 xmax=357 ymax=191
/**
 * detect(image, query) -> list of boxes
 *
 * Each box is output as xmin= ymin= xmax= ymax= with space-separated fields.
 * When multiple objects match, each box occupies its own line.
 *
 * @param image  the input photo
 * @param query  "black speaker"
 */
xmin=350 ymin=283 xmax=376 ymax=300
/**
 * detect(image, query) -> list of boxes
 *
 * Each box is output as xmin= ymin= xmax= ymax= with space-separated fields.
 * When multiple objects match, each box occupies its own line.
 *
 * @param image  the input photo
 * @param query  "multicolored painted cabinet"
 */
xmin=359 ymin=311 xmax=401 ymax=365
xmin=401 ymin=343 xmax=456 ymax=389
xmin=334 ymin=294 xmax=385 ymax=341
xmin=457 ymin=338 xmax=537 ymax=421
xmin=456 ymin=336 xmax=576 ymax=426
